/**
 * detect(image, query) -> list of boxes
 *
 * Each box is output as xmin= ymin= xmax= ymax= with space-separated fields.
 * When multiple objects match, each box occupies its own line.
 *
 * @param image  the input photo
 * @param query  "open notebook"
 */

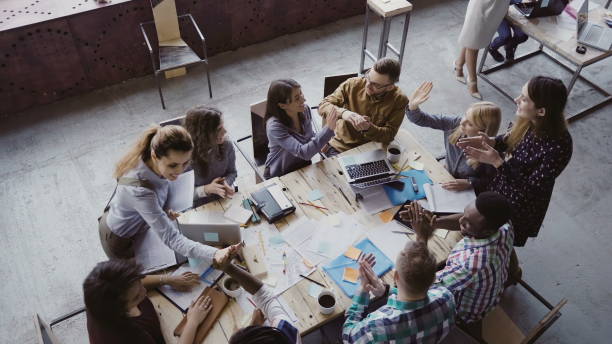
xmin=423 ymin=183 xmax=476 ymax=214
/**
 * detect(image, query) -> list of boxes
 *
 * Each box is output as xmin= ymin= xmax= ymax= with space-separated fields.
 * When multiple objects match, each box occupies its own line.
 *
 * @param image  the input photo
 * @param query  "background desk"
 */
xmin=478 ymin=4 xmax=612 ymax=122
xmin=149 ymin=128 xmax=462 ymax=343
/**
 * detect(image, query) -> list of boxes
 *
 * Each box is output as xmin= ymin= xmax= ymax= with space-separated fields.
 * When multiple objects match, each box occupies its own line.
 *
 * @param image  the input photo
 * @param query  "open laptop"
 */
xmin=515 ymin=0 xmax=568 ymax=18
xmin=179 ymin=222 xmax=242 ymax=246
xmin=339 ymin=149 xmax=396 ymax=188
xmin=577 ymin=0 xmax=612 ymax=51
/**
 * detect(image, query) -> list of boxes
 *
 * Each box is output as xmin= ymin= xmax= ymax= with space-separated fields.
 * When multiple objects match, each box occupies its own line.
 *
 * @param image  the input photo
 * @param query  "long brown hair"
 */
xmin=265 ymin=79 xmax=302 ymax=128
xmin=114 ymin=125 xmax=193 ymax=178
xmin=183 ymin=106 xmax=225 ymax=174
xmin=449 ymin=101 xmax=501 ymax=169
xmin=505 ymin=76 xmax=568 ymax=152
xmin=83 ymin=260 xmax=143 ymax=328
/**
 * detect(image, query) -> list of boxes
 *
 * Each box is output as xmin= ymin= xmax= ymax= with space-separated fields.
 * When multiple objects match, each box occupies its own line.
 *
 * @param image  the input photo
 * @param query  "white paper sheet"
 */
xmin=224 ymin=204 xmax=253 ymax=224
xmin=353 ymin=185 xmax=394 ymax=215
xmin=424 ymin=183 xmax=475 ymax=213
xmin=368 ymin=221 xmax=411 ymax=264
xmin=133 ymin=229 xmax=177 ymax=274
xmin=166 ymin=170 xmax=195 ymax=213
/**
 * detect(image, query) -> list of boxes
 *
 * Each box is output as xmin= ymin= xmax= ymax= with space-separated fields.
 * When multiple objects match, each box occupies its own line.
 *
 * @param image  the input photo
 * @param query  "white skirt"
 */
xmin=458 ymin=0 xmax=511 ymax=49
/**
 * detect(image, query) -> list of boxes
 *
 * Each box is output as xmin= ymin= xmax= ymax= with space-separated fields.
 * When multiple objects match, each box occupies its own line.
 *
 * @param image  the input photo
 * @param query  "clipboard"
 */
xmin=173 ymin=286 xmax=229 ymax=343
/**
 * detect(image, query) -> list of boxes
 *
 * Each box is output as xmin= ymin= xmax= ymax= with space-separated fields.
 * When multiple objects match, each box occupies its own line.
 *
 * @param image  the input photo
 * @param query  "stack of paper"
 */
xmin=423 ymin=183 xmax=475 ymax=213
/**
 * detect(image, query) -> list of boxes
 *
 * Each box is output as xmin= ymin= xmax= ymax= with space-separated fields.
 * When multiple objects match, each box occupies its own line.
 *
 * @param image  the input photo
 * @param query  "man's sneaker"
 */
xmin=488 ymin=47 xmax=504 ymax=63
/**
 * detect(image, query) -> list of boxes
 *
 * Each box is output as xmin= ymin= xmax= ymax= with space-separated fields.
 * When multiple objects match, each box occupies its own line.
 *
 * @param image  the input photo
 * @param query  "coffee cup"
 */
xmin=317 ymin=289 xmax=336 ymax=315
xmin=220 ymin=275 xmax=242 ymax=298
xmin=387 ymin=143 xmax=402 ymax=163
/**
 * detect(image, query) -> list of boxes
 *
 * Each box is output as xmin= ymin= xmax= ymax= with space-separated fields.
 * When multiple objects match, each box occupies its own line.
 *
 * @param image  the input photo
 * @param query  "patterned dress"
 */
xmin=489 ymin=128 xmax=573 ymax=246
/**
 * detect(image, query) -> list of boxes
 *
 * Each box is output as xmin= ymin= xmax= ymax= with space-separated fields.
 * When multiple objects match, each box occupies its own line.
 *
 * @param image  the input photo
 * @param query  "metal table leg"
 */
xmin=359 ymin=5 xmax=370 ymax=74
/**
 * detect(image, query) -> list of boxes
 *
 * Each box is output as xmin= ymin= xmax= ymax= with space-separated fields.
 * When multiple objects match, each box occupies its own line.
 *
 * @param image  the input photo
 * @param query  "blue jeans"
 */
xmin=490 ymin=19 xmax=528 ymax=51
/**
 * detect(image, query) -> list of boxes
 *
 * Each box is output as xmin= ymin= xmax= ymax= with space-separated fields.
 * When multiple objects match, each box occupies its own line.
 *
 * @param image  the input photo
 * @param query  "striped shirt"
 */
xmin=342 ymin=286 xmax=455 ymax=344
xmin=435 ymin=225 xmax=514 ymax=323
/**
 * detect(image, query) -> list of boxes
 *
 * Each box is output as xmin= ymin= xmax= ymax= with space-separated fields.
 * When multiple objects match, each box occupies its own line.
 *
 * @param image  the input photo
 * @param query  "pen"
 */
xmin=299 ymin=274 xmax=326 ymax=288
xmin=410 ymin=176 xmax=418 ymax=193
xmin=335 ymin=184 xmax=352 ymax=206
xmin=247 ymin=296 xmax=257 ymax=308
xmin=299 ymin=202 xmax=329 ymax=210
xmin=392 ymin=230 xmax=413 ymax=235
xmin=282 ymin=251 xmax=288 ymax=275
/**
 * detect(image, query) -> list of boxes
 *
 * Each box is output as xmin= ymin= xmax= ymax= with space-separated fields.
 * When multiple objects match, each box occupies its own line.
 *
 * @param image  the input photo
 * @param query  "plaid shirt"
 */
xmin=435 ymin=224 xmax=513 ymax=323
xmin=342 ymin=286 xmax=455 ymax=344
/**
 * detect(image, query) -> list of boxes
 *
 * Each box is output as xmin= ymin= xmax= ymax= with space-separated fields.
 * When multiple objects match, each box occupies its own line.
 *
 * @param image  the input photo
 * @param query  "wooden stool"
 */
xmin=359 ymin=0 xmax=413 ymax=74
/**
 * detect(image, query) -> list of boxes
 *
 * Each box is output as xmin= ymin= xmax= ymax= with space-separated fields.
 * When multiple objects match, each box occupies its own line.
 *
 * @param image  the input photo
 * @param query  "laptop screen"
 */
xmin=577 ymin=0 xmax=589 ymax=34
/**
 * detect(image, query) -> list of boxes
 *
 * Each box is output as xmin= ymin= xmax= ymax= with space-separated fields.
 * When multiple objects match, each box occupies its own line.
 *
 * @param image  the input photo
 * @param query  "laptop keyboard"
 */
xmin=345 ymin=160 xmax=391 ymax=179
xmin=585 ymin=25 xmax=603 ymax=44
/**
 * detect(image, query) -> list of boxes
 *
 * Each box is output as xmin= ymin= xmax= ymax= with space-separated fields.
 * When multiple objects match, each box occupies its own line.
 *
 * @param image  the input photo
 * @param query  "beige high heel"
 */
xmin=453 ymin=61 xmax=466 ymax=84
xmin=467 ymin=80 xmax=482 ymax=100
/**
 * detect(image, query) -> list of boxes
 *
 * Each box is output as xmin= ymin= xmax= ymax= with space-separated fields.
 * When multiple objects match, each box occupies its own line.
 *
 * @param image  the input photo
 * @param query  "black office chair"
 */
xmin=34 ymin=309 xmax=88 ymax=344
xmin=234 ymin=100 xmax=269 ymax=183
xmin=310 ymin=73 xmax=359 ymax=130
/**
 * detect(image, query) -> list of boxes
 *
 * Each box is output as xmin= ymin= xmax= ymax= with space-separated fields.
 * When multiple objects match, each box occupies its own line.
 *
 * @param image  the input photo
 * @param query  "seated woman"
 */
xmin=98 ymin=124 xmax=240 ymax=262
xmin=183 ymin=106 xmax=237 ymax=207
xmin=406 ymin=81 xmax=501 ymax=193
xmin=264 ymin=79 xmax=339 ymax=178
xmin=84 ymin=259 xmax=211 ymax=344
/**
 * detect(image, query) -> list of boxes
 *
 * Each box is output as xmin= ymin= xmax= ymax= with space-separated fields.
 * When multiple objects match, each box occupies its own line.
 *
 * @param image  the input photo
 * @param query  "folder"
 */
xmin=250 ymin=183 xmax=296 ymax=223
xmin=383 ymin=170 xmax=432 ymax=206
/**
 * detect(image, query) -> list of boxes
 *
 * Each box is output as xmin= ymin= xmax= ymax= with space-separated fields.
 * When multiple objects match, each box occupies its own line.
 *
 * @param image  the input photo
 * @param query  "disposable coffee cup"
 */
xmin=317 ymin=289 xmax=336 ymax=315
xmin=220 ymin=275 xmax=243 ymax=298
xmin=387 ymin=143 xmax=402 ymax=163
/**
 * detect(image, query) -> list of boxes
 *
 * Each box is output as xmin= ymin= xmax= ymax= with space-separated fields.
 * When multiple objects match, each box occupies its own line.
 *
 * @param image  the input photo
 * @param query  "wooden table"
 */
xmin=149 ymin=129 xmax=462 ymax=343
xmin=477 ymin=3 xmax=612 ymax=122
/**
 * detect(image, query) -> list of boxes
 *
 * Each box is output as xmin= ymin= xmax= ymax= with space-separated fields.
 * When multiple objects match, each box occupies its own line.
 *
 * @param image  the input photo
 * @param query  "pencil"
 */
xmin=325 ymin=261 xmax=356 ymax=270
xmin=299 ymin=202 xmax=329 ymax=210
xmin=247 ymin=297 xmax=257 ymax=308
xmin=299 ymin=274 xmax=326 ymax=288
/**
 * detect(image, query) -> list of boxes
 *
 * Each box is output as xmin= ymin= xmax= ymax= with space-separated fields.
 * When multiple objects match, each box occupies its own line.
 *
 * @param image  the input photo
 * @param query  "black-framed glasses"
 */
xmin=364 ymin=70 xmax=394 ymax=90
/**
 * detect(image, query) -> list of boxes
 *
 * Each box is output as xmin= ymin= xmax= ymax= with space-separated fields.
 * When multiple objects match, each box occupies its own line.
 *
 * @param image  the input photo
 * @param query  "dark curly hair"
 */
xmin=83 ymin=260 xmax=143 ymax=328
xmin=183 ymin=105 xmax=225 ymax=175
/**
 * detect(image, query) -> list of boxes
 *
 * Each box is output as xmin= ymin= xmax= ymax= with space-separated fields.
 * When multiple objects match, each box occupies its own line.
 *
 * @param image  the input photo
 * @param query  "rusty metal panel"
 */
xmin=0 ymin=18 xmax=90 ymax=115
xmin=68 ymin=0 xmax=154 ymax=88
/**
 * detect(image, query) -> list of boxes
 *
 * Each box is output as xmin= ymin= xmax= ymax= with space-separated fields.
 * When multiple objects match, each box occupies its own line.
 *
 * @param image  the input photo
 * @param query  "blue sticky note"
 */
xmin=187 ymin=258 xmax=202 ymax=268
xmin=203 ymin=232 xmax=220 ymax=242
xmin=308 ymin=189 xmax=324 ymax=201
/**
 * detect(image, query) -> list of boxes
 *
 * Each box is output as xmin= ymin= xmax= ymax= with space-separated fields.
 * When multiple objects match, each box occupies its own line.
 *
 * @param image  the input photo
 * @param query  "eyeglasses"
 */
xmin=364 ymin=70 xmax=394 ymax=90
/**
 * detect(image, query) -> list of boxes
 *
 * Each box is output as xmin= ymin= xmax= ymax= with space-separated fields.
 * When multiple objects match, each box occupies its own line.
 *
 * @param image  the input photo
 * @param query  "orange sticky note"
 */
xmin=378 ymin=209 xmax=395 ymax=223
xmin=342 ymin=267 xmax=359 ymax=284
xmin=344 ymin=246 xmax=362 ymax=260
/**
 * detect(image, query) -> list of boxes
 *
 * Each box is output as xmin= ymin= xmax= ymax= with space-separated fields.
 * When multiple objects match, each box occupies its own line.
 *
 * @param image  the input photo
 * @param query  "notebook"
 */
xmin=323 ymin=238 xmax=394 ymax=297
xmin=423 ymin=183 xmax=476 ymax=214
xmin=250 ymin=183 xmax=296 ymax=223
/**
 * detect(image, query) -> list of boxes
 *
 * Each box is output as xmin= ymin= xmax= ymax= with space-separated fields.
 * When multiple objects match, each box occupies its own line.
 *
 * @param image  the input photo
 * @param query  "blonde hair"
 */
xmin=113 ymin=125 xmax=193 ymax=179
xmin=449 ymin=101 xmax=501 ymax=169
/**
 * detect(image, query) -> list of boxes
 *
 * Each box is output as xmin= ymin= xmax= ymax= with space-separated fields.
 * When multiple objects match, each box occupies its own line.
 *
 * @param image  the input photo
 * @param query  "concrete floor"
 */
xmin=1 ymin=0 xmax=611 ymax=343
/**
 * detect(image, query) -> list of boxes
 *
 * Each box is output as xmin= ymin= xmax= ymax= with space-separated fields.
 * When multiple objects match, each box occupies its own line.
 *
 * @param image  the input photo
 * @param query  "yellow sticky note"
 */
xmin=378 ymin=209 xmax=395 ymax=223
xmin=344 ymin=246 xmax=362 ymax=260
xmin=343 ymin=267 xmax=359 ymax=284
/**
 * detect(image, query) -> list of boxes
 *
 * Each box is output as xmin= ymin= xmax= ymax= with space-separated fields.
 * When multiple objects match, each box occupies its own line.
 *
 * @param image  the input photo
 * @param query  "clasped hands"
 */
xmin=399 ymin=202 xmax=437 ymax=242
xmin=338 ymin=108 xmax=371 ymax=131
xmin=456 ymin=132 xmax=504 ymax=168
xmin=202 ymin=177 xmax=235 ymax=199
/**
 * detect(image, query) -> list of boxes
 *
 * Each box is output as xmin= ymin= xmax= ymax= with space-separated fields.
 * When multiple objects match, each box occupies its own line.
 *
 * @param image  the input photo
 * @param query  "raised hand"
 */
xmin=400 ymin=202 xmax=436 ymax=242
xmin=408 ymin=81 xmax=433 ymax=111
xmin=358 ymin=258 xmax=386 ymax=297
xmin=456 ymin=131 xmax=495 ymax=150
xmin=463 ymin=141 xmax=504 ymax=168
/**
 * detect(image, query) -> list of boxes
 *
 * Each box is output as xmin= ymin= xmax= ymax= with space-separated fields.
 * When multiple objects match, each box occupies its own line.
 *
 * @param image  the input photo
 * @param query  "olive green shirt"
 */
xmin=318 ymin=77 xmax=409 ymax=152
